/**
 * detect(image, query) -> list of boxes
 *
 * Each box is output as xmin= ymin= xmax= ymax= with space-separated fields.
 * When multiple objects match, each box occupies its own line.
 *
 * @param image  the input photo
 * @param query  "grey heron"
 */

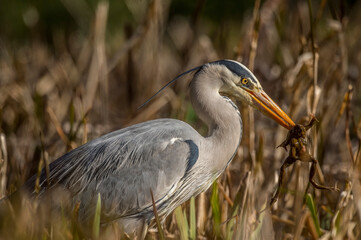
xmin=20 ymin=60 xmax=295 ymax=238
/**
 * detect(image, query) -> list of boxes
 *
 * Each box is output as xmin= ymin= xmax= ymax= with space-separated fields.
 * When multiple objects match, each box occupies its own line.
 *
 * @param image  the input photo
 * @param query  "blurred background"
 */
xmin=0 ymin=0 xmax=360 ymax=239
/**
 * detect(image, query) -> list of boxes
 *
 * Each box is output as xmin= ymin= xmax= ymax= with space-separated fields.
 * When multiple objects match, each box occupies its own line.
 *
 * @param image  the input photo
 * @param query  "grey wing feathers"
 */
xmin=24 ymin=119 xmax=201 ymax=222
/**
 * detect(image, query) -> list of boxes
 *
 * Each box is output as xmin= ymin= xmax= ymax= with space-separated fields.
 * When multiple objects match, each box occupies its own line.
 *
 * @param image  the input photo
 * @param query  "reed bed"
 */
xmin=0 ymin=0 xmax=360 ymax=239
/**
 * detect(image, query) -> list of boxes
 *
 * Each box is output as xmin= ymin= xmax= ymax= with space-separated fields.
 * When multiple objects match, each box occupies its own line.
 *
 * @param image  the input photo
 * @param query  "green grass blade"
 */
xmin=93 ymin=193 xmax=101 ymax=239
xmin=174 ymin=206 xmax=189 ymax=240
xmin=211 ymin=181 xmax=221 ymax=237
xmin=333 ymin=210 xmax=341 ymax=234
xmin=225 ymin=184 xmax=243 ymax=240
xmin=305 ymin=193 xmax=321 ymax=236
xmin=189 ymin=197 xmax=196 ymax=240
xmin=250 ymin=201 xmax=266 ymax=240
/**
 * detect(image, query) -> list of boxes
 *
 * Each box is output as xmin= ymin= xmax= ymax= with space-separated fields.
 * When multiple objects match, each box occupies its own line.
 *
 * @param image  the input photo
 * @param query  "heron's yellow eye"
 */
xmin=241 ymin=78 xmax=249 ymax=85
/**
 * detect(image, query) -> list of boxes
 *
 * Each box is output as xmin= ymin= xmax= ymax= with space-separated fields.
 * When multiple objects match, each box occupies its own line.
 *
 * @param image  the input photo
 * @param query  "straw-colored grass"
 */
xmin=0 ymin=0 xmax=360 ymax=239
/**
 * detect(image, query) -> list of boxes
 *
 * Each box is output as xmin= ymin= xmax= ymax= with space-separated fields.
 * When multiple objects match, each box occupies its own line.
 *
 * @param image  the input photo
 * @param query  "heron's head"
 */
xmin=211 ymin=60 xmax=295 ymax=130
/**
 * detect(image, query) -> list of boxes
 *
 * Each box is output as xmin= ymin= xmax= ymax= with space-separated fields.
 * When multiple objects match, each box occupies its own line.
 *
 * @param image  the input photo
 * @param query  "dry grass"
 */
xmin=1 ymin=0 xmax=361 ymax=239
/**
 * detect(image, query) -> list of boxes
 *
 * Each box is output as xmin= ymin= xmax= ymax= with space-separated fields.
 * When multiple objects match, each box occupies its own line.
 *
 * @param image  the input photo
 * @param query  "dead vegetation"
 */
xmin=0 ymin=0 xmax=361 ymax=239
xmin=270 ymin=115 xmax=338 ymax=208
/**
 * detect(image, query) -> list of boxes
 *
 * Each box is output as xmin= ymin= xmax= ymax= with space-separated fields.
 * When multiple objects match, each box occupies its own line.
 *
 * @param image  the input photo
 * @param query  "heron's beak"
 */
xmin=246 ymin=88 xmax=295 ymax=130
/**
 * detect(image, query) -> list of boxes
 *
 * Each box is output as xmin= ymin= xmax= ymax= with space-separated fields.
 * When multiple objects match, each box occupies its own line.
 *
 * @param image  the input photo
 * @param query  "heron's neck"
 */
xmin=190 ymin=74 xmax=242 ymax=171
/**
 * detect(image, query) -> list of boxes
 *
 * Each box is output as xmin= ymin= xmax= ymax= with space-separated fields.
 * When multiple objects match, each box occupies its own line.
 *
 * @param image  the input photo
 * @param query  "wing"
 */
xmin=24 ymin=119 xmax=201 ymax=222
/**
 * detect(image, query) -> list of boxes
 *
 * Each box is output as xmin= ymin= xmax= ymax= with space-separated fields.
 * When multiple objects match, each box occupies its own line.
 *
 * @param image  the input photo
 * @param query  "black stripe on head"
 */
xmin=209 ymin=60 xmax=257 ymax=84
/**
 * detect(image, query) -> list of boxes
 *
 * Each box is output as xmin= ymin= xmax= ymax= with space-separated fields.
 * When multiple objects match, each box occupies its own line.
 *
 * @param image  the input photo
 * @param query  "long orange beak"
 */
xmin=247 ymin=89 xmax=295 ymax=130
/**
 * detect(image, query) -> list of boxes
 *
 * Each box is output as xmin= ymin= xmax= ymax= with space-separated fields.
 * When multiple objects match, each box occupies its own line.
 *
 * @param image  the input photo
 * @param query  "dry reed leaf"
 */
xmin=0 ymin=133 xmax=8 ymax=198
